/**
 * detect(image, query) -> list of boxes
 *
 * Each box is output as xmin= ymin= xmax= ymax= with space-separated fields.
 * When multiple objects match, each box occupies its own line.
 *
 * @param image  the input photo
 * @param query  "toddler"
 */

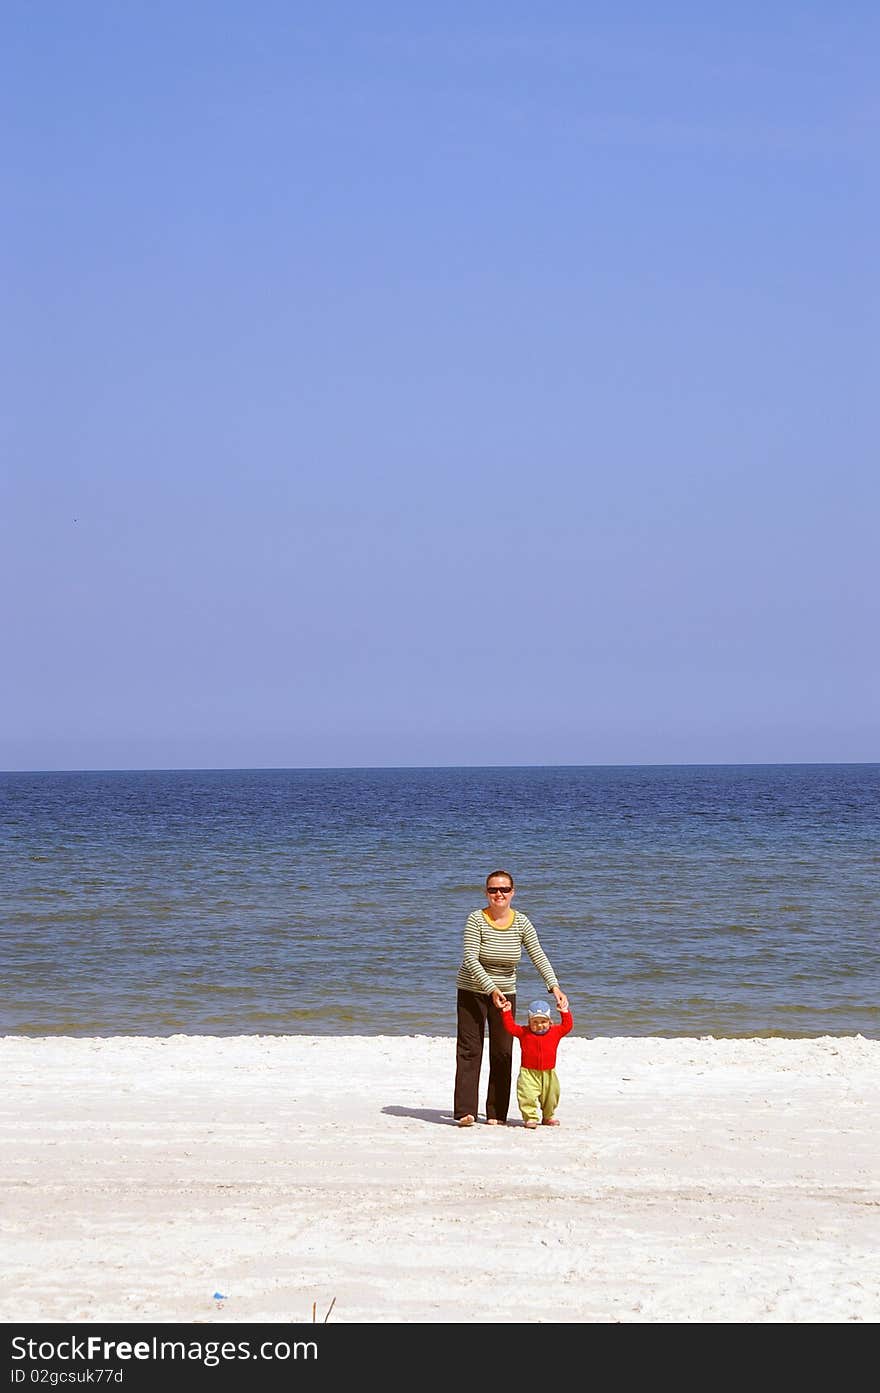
xmin=501 ymin=998 xmax=573 ymax=1128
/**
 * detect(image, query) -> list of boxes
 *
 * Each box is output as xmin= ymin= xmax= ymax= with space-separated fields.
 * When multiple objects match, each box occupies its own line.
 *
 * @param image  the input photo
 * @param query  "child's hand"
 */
xmin=500 ymin=1000 xmax=512 ymax=1013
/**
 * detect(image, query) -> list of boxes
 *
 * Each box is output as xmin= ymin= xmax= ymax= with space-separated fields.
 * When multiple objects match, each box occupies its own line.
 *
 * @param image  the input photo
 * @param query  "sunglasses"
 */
xmin=487 ymin=886 xmax=513 ymax=895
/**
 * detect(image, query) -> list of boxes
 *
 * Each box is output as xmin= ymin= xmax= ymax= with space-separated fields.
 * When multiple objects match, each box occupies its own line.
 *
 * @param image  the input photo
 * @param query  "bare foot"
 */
xmin=542 ymin=1117 xmax=560 ymax=1126
xmin=457 ymin=1115 xmax=475 ymax=1127
xmin=524 ymin=1119 xmax=539 ymax=1129
xmin=485 ymin=1118 xmax=506 ymax=1126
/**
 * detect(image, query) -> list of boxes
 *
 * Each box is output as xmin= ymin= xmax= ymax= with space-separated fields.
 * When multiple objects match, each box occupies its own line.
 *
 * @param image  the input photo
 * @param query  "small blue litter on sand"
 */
xmin=213 ymin=1292 xmax=227 ymax=1300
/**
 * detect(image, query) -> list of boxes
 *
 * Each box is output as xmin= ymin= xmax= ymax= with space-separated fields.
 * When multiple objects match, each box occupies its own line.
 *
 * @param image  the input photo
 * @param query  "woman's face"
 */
xmin=485 ymin=877 xmax=515 ymax=908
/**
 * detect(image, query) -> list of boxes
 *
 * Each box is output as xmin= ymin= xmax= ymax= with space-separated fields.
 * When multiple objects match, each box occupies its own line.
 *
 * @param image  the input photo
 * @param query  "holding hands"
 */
xmin=493 ymin=988 xmax=568 ymax=1014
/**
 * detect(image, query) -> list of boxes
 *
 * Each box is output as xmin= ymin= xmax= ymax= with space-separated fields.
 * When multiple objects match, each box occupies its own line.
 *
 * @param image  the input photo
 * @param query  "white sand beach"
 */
xmin=2 ymin=1034 xmax=879 ymax=1324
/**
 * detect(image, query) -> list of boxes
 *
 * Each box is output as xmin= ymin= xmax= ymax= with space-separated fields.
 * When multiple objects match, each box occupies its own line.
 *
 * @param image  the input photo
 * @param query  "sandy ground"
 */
xmin=2 ymin=1033 xmax=879 ymax=1324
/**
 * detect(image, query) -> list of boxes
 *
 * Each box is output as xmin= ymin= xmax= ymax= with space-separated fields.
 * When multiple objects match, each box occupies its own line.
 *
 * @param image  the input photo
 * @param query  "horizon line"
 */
xmin=2 ymin=760 xmax=878 ymax=776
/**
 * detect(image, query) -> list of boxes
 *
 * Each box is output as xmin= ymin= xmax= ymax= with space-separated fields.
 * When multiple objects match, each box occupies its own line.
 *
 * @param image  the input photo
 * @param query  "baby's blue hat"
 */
xmin=527 ymin=999 xmax=552 ymax=1019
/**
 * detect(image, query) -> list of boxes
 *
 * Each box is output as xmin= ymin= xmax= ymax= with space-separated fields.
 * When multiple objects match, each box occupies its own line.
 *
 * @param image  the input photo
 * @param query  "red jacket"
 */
xmin=501 ymin=1009 xmax=572 ymax=1070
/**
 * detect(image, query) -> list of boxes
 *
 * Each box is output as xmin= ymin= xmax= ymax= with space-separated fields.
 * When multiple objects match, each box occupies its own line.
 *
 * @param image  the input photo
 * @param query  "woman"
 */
xmin=454 ymin=869 xmax=568 ymax=1127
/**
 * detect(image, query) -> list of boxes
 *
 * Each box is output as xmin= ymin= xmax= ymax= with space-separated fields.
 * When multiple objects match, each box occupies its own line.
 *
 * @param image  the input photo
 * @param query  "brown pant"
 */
xmin=453 ymin=989 xmax=517 ymax=1122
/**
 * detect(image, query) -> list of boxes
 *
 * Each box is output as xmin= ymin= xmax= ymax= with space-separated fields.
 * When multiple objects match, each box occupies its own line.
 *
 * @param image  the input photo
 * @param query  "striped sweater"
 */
xmin=456 ymin=909 xmax=559 ymax=997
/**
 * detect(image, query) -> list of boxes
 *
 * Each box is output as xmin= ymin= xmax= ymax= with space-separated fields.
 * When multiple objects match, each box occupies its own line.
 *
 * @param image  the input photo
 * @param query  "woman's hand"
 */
xmin=552 ymin=986 xmax=569 ymax=1012
xmin=491 ymin=989 xmax=508 ymax=1009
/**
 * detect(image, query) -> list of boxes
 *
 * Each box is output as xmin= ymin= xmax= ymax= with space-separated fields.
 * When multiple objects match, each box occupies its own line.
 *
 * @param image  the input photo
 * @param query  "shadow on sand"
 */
xmin=381 ymin=1105 xmax=458 ymax=1127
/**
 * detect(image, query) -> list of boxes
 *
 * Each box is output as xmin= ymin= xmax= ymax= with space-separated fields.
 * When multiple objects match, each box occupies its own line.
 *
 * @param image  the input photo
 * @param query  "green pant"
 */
xmin=516 ymin=1067 xmax=560 ymax=1123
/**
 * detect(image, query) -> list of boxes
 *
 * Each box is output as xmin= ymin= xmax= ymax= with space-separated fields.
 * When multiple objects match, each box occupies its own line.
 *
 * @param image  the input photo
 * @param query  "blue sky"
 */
xmin=3 ymin=2 xmax=877 ymax=769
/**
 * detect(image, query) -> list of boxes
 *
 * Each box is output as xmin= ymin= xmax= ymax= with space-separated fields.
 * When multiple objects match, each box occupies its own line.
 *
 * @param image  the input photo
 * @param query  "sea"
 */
xmin=1 ymin=764 xmax=877 ymax=1039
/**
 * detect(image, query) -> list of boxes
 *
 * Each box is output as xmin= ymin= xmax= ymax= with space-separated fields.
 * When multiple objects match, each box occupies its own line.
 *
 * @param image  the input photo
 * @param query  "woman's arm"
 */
xmin=460 ymin=912 xmax=498 ymax=995
xmin=521 ymin=915 xmax=568 ymax=1011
